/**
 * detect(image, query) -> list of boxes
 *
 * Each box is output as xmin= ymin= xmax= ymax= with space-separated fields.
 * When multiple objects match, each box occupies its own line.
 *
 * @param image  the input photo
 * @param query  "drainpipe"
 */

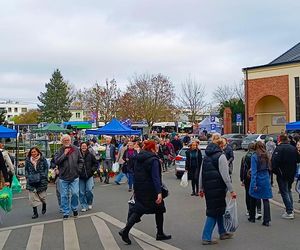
xmin=245 ymin=68 xmax=249 ymax=133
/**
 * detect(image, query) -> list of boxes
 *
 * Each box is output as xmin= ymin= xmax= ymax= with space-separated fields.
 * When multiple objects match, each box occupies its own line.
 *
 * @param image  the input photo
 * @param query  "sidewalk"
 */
xmin=271 ymin=180 xmax=300 ymax=213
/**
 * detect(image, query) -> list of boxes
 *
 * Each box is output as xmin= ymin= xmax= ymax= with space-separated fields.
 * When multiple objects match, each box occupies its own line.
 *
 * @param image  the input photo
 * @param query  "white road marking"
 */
xmin=26 ymin=224 xmax=44 ymax=250
xmin=0 ymin=230 xmax=11 ymax=249
xmin=63 ymin=219 xmax=80 ymax=250
xmin=96 ymin=212 xmax=181 ymax=250
xmin=135 ymin=237 xmax=159 ymax=250
xmin=91 ymin=215 xmax=120 ymax=250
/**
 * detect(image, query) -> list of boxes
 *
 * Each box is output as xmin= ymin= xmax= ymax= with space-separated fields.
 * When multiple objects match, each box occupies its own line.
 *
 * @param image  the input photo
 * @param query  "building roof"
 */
xmin=243 ymin=42 xmax=300 ymax=71
xmin=269 ymin=42 xmax=300 ymax=65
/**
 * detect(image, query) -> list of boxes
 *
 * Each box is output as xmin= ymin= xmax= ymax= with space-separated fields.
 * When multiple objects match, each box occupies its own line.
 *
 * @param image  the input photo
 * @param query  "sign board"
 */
xmin=236 ymin=122 xmax=242 ymax=126
xmin=236 ymin=113 xmax=242 ymax=123
xmin=210 ymin=124 xmax=216 ymax=132
xmin=210 ymin=116 xmax=216 ymax=123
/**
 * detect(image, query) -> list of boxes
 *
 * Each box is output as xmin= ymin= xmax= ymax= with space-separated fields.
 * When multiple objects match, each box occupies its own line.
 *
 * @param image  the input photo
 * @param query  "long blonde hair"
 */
xmin=211 ymin=133 xmax=225 ymax=148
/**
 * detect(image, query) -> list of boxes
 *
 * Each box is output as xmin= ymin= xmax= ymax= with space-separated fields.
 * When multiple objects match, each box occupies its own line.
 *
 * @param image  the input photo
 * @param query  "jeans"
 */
xmin=277 ymin=176 xmax=293 ymax=214
xmin=127 ymin=173 xmax=134 ymax=189
xmin=244 ymin=182 xmax=261 ymax=213
xmin=115 ymin=171 xmax=127 ymax=183
xmin=55 ymin=177 xmax=61 ymax=208
xmin=60 ymin=178 xmax=79 ymax=216
xmin=79 ymin=177 xmax=94 ymax=209
xmin=202 ymin=216 xmax=226 ymax=241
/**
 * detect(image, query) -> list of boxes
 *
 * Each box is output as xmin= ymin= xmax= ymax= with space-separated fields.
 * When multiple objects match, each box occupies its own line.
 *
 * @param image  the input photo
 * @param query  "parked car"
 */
xmin=241 ymin=134 xmax=267 ymax=150
xmin=222 ymin=133 xmax=246 ymax=150
xmin=265 ymin=133 xmax=280 ymax=145
xmin=174 ymin=145 xmax=206 ymax=179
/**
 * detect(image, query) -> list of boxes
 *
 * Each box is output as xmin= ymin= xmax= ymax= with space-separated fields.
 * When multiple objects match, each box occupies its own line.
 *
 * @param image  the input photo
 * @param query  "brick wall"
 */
xmin=246 ymin=75 xmax=289 ymax=133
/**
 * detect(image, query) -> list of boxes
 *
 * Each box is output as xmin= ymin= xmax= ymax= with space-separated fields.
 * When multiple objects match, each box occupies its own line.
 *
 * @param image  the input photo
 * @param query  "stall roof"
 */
xmin=0 ymin=125 xmax=17 ymax=138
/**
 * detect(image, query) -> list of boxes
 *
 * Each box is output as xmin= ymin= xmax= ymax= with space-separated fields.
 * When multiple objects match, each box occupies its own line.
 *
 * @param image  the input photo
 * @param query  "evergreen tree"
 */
xmin=38 ymin=69 xmax=73 ymax=123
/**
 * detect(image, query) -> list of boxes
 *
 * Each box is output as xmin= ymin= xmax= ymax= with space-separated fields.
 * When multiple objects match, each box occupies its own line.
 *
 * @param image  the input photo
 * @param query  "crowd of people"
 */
xmin=0 ymin=130 xmax=299 ymax=246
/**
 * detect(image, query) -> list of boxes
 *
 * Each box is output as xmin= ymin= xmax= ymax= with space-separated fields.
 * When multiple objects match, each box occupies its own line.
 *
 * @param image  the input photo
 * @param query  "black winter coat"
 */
xmin=271 ymin=143 xmax=299 ymax=182
xmin=0 ymin=151 xmax=9 ymax=183
xmin=25 ymin=157 xmax=48 ymax=193
xmin=185 ymin=149 xmax=202 ymax=180
xmin=202 ymin=143 xmax=227 ymax=217
xmin=79 ymin=151 xmax=98 ymax=180
xmin=132 ymin=150 xmax=166 ymax=215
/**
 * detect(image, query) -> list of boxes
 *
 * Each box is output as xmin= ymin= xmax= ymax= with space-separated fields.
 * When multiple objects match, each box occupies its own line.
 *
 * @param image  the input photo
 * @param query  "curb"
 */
xmin=270 ymin=199 xmax=300 ymax=214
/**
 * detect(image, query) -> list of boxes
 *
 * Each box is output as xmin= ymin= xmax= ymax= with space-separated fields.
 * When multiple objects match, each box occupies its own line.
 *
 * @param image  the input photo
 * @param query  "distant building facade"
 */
xmin=243 ymin=42 xmax=300 ymax=134
xmin=0 ymin=101 xmax=29 ymax=122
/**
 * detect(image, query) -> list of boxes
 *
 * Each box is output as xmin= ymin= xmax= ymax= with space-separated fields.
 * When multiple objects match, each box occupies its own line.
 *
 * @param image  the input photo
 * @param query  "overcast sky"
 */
xmin=0 ymin=0 xmax=299 ymax=107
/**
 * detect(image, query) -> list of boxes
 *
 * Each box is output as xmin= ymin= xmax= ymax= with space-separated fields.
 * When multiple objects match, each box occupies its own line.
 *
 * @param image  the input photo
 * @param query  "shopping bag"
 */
xmin=0 ymin=187 xmax=13 ymax=212
xmin=223 ymin=199 xmax=239 ymax=232
xmin=11 ymin=175 xmax=22 ymax=193
xmin=180 ymin=172 xmax=188 ymax=188
xmin=112 ymin=162 xmax=120 ymax=173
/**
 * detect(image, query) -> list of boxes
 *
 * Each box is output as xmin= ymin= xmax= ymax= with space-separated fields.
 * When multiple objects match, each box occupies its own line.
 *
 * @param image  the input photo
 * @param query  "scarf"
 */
xmin=30 ymin=154 xmax=41 ymax=169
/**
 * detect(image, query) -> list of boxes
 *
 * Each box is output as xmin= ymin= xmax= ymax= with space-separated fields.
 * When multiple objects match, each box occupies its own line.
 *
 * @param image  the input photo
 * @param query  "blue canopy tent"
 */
xmin=0 ymin=125 xmax=17 ymax=138
xmin=286 ymin=121 xmax=300 ymax=131
xmin=199 ymin=117 xmax=222 ymax=134
xmin=86 ymin=118 xmax=141 ymax=135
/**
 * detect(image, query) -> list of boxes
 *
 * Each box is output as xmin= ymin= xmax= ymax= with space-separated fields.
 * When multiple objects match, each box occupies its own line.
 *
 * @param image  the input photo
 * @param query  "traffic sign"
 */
xmin=210 ymin=116 xmax=216 ymax=123
xmin=236 ymin=113 xmax=242 ymax=123
xmin=210 ymin=124 xmax=216 ymax=131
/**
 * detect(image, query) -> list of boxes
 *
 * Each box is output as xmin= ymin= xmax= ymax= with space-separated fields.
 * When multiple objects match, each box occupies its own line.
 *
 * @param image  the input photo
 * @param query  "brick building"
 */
xmin=243 ymin=43 xmax=300 ymax=134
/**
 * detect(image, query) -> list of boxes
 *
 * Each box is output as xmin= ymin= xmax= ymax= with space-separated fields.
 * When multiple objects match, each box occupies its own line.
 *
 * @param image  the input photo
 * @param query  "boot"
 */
xmin=32 ymin=207 xmax=38 ymax=219
xmin=155 ymin=213 xmax=171 ymax=241
xmin=119 ymin=213 xmax=140 ymax=245
xmin=104 ymin=176 xmax=109 ymax=184
xmin=42 ymin=203 xmax=47 ymax=215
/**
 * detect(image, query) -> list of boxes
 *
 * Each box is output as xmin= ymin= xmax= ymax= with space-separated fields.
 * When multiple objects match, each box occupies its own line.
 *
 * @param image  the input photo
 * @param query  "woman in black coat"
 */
xmin=185 ymin=141 xmax=202 ymax=196
xmin=25 ymin=147 xmax=49 ymax=219
xmin=119 ymin=140 xmax=171 ymax=245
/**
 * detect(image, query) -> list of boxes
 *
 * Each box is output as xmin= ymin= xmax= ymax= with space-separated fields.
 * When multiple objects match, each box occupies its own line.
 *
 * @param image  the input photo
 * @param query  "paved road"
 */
xmin=1 ymin=151 xmax=300 ymax=250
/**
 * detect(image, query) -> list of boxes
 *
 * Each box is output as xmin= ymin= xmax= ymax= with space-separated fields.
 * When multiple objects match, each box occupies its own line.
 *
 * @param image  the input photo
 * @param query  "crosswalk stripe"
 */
xmin=96 ymin=212 xmax=181 ymax=250
xmin=26 ymin=224 xmax=44 ymax=250
xmin=63 ymin=219 xmax=80 ymax=250
xmin=91 ymin=215 xmax=120 ymax=250
xmin=0 ymin=230 xmax=11 ymax=249
xmin=135 ymin=237 xmax=159 ymax=250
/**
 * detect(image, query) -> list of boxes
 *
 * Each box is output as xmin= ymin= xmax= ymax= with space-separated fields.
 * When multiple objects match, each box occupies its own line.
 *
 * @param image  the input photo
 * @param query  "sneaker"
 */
xmin=256 ymin=213 xmax=262 ymax=220
xmin=220 ymin=233 xmax=234 ymax=240
xmin=245 ymin=211 xmax=249 ymax=216
xmin=63 ymin=215 xmax=69 ymax=220
xmin=88 ymin=205 xmax=93 ymax=210
xmin=282 ymin=212 xmax=294 ymax=219
xmin=202 ymin=239 xmax=218 ymax=245
xmin=73 ymin=211 xmax=78 ymax=218
xmin=81 ymin=208 xmax=87 ymax=212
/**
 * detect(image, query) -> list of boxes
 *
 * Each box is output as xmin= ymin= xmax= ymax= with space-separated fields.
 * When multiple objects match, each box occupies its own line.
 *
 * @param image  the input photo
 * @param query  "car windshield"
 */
xmin=179 ymin=148 xmax=188 ymax=157
xmin=222 ymin=134 xmax=235 ymax=138
xmin=244 ymin=134 xmax=259 ymax=141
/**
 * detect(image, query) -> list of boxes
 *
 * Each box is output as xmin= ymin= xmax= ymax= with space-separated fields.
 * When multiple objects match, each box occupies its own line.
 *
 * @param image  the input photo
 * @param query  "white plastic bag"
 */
xmin=112 ymin=162 xmax=120 ymax=173
xmin=223 ymin=199 xmax=239 ymax=232
xmin=180 ymin=172 xmax=188 ymax=188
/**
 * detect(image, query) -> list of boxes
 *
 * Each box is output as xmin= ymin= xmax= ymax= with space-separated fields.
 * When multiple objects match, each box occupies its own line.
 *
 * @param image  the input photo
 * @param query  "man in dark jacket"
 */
xmin=55 ymin=134 xmax=84 ymax=219
xmin=272 ymin=134 xmax=299 ymax=219
xmin=171 ymin=135 xmax=183 ymax=155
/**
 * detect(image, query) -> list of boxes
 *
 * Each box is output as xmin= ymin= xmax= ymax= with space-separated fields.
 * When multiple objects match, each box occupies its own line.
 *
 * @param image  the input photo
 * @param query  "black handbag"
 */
xmin=161 ymin=183 xmax=169 ymax=198
xmin=28 ymin=173 xmax=41 ymax=185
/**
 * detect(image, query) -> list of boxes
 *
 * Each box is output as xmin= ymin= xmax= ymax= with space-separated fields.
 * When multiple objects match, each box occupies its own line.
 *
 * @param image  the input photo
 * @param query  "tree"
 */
xmin=76 ymin=79 xmax=121 ymax=126
xmin=178 ymin=77 xmax=207 ymax=124
xmin=124 ymin=73 xmax=175 ymax=129
xmin=218 ymin=98 xmax=245 ymax=123
xmin=213 ymin=81 xmax=245 ymax=104
xmin=0 ymin=110 xmax=6 ymax=125
xmin=38 ymin=69 xmax=73 ymax=123
xmin=12 ymin=110 xmax=41 ymax=124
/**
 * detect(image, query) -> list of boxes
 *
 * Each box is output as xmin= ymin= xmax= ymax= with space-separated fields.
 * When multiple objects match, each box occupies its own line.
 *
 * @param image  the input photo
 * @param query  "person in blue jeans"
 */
xmin=55 ymin=135 xmax=84 ymax=219
xmin=115 ymin=139 xmax=129 ymax=185
xmin=79 ymin=142 xmax=98 ymax=212
xmin=122 ymin=142 xmax=138 ymax=192
xmin=199 ymin=134 xmax=237 ymax=245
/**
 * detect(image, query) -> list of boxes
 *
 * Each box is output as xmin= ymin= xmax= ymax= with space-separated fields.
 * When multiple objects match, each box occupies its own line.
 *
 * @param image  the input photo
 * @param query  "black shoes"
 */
xmin=119 ymin=229 xmax=131 ymax=245
xmin=42 ymin=203 xmax=47 ymax=215
xmin=156 ymin=233 xmax=172 ymax=241
xmin=248 ymin=218 xmax=255 ymax=223
xmin=73 ymin=211 xmax=78 ymax=218
xmin=63 ymin=215 xmax=69 ymax=220
xmin=262 ymin=221 xmax=270 ymax=227
xmin=32 ymin=207 xmax=38 ymax=219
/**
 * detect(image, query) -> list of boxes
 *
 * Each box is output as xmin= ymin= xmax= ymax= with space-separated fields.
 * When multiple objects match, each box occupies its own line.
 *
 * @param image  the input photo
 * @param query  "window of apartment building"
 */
xmin=14 ymin=107 xmax=18 ymax=113
xmin=8 ymin=107 xmax=12 ymax=112
xmin=75 ymin=112 xmax=81 ymax=118
xmin=21 ymin=108 xmax=27 ymax=112
xmin=296 ymin=77 xmax=300 ymax=121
